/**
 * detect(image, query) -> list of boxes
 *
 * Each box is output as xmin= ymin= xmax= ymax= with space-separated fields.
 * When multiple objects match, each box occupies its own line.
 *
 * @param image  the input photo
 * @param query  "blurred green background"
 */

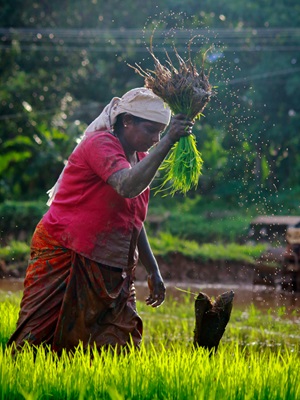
xmin=1 ymin=0 xmax=299 ymax=255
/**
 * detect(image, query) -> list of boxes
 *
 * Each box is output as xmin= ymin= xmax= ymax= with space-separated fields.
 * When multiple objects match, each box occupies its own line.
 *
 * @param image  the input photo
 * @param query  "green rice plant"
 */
xmin=131 ymin=37 xmax=212 ymax=196
xmin=1 ymin=293 xmax=300 ymax=399
xmin=225 ymin=304 xmax=300 ymax=351
xmin=1 ymin=339 xmax=299 ymax=399
xmin=157 ymin=134 xmax=204 ymax=196
xmin=0 ymin=294 xmax=20 ymax=347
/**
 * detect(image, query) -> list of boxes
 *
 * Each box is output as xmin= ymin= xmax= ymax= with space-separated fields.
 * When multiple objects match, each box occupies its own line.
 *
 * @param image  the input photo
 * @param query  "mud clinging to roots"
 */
xmin=193 ymin=290 xmax=234 ymax=353
xmin=129 ymin=36 xmax=214 ymax=195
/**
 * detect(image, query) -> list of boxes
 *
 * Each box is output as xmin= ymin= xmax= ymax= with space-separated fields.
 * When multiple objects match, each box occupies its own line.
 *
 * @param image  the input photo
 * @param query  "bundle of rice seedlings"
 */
xmin=130 ymin=38 xmax=212 ymax=195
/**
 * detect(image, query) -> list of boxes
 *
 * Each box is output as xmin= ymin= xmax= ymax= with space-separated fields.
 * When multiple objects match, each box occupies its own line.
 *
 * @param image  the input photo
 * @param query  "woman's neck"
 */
xmin=117 ymin=135 xmax=137 ymax=166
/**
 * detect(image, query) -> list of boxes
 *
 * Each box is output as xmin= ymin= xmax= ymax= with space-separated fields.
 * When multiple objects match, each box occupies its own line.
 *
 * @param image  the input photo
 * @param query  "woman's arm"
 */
xmin=137 ymin=225 xmax=165 ymax=307
xmin=107 ymin=115 xmax=193 ymax=198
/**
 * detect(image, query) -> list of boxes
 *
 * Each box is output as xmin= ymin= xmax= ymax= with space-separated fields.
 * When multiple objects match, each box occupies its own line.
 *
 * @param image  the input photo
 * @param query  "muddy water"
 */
xmin=1 ymin=278 xmax=299 ymax=316
xmin=0 ymin=279 xmax=24 ymax=293
xmin=137 ymin=282 xmax=300 ymax=316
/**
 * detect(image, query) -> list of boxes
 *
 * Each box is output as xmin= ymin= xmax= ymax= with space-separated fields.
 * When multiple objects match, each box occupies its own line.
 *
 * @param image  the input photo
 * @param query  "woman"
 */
xmin=7 ymin=87 xmax=193 ymax=353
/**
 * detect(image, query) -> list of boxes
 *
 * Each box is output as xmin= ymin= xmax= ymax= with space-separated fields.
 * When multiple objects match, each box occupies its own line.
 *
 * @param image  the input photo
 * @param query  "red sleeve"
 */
xmin=82 ymin=132 xmax=131 ymax=182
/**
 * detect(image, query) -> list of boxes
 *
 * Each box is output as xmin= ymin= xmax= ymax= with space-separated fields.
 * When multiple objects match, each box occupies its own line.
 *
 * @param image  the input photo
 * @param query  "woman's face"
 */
xmin=123 ymin=119 xmax=167 ymax=152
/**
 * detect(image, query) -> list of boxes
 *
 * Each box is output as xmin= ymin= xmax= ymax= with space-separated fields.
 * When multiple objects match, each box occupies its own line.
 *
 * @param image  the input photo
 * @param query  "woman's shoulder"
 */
xmin=80 ymin=130 xmax=120 ymax=148
xmin=84 ymin=130 xmax=117 ymax=141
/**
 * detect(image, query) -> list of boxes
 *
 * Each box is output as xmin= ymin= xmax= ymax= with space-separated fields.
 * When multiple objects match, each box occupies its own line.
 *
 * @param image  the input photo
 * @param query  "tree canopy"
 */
xmin=1 ymin=0 xmax=299 ymax=206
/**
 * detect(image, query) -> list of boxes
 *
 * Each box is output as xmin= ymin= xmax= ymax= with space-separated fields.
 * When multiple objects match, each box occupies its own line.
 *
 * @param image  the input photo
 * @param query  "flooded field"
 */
xmin=2 ymin=278 xmax=299 ymax=317
xmin=138 ymin=281 xmax=300 ymax=317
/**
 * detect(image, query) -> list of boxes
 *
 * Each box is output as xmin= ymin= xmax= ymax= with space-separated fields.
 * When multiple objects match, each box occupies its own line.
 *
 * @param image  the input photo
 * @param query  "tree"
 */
xmin=0 ymin=0 xmax=300 ymax=203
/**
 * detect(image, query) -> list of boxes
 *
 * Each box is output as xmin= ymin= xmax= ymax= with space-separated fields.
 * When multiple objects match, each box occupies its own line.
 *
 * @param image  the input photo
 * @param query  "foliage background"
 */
xmin=0 ymin=0 xmax=300 ymax=243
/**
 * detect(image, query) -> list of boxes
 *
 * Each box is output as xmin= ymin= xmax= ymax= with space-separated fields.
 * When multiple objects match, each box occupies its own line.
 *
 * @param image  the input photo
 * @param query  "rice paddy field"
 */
xmin=1 ymin=288 xmax=300 ymax=400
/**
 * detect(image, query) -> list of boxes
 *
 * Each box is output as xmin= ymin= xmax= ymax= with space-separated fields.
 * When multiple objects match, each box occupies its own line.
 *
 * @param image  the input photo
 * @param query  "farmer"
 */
xmin=7 ymin=87 xmax=193 ymax=353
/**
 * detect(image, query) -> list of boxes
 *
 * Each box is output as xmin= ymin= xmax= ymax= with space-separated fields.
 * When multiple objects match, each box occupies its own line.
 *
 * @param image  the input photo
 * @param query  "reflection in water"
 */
xmin=1 ymin=279 xmax=300 ymax=317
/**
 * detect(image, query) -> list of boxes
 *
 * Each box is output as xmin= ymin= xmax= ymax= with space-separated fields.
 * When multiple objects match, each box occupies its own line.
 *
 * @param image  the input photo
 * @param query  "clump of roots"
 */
xmin=129 ymin=36 xmax=213 ymax=195
xmin=194 ymin=291 xmax=234 ymax=353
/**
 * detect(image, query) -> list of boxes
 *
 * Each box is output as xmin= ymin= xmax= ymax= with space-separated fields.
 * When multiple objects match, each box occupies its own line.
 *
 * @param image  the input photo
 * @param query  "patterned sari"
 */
xmin=7 ymin=221 xmax=142 ymax=353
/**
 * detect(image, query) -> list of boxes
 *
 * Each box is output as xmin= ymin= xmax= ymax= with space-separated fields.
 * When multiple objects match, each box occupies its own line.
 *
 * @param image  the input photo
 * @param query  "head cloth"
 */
xmin=85 ymin=87 xmax=171 ymax=133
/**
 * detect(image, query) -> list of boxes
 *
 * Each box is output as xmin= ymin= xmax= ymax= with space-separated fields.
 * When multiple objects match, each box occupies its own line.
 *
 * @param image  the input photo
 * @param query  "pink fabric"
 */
xmin=42 ymin=131 xmax=150 ymax=268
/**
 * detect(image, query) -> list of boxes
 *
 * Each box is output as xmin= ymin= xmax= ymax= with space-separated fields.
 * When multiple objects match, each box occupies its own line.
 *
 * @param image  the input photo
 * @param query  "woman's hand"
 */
xmin=107 ymin=114 xmax=194 ymax=198
xmin=146 ymin=273 xmax=166 ymax=307
xmin=166 ymin=114 xmax=194 ymax=144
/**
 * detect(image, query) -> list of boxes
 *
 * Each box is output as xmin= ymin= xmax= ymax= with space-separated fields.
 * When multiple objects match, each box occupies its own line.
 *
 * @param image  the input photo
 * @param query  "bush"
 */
xmin=146 ymin=195 xmax=252 ymax=243
xmin=164 ymin=212 xmax=251 ymax=243
xmin=149 ymin=232 xmax=266 ymax=263
xmin=0 ymin=241 xmax=29 ymax=263
xmin=0 ymin=201 xmax=47 ymax=242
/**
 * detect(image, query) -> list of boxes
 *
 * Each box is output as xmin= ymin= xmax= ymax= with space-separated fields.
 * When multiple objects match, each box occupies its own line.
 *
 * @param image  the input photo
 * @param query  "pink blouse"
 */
xmin=42 ymin=131 xmax=150 ymax=268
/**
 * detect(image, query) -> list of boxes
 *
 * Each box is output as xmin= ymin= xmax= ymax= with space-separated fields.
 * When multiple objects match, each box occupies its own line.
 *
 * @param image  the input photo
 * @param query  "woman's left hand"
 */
xmin=146 ymin=273 xmax=166 ymax=307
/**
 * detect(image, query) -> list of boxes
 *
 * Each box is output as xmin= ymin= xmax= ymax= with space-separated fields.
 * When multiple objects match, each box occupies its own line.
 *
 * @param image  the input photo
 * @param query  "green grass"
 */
xmin=1 ymin=342 xmax=299 ymax=400
xmin=149 ymin=232 xmax=267 ymax=263
xmin=1 ymin=292 xmax=300 ymax=399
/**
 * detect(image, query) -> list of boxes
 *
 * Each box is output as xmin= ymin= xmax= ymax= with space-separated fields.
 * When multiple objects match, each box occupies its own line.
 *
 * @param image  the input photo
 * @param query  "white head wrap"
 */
xmin=85 ymin=87 xmax=171 ymax=133
xmin=46 ymin=88 xmax=171 ymax=205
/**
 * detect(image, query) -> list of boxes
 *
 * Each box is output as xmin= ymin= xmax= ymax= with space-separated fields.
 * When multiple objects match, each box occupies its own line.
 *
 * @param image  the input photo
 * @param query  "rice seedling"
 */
xmin=130 ymin=36 xmax=213 ymax=196
xmin=1 ymin=292 xmax=300 ymax=399
xmin=0 ymin=294 xmax=20 ymax=347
